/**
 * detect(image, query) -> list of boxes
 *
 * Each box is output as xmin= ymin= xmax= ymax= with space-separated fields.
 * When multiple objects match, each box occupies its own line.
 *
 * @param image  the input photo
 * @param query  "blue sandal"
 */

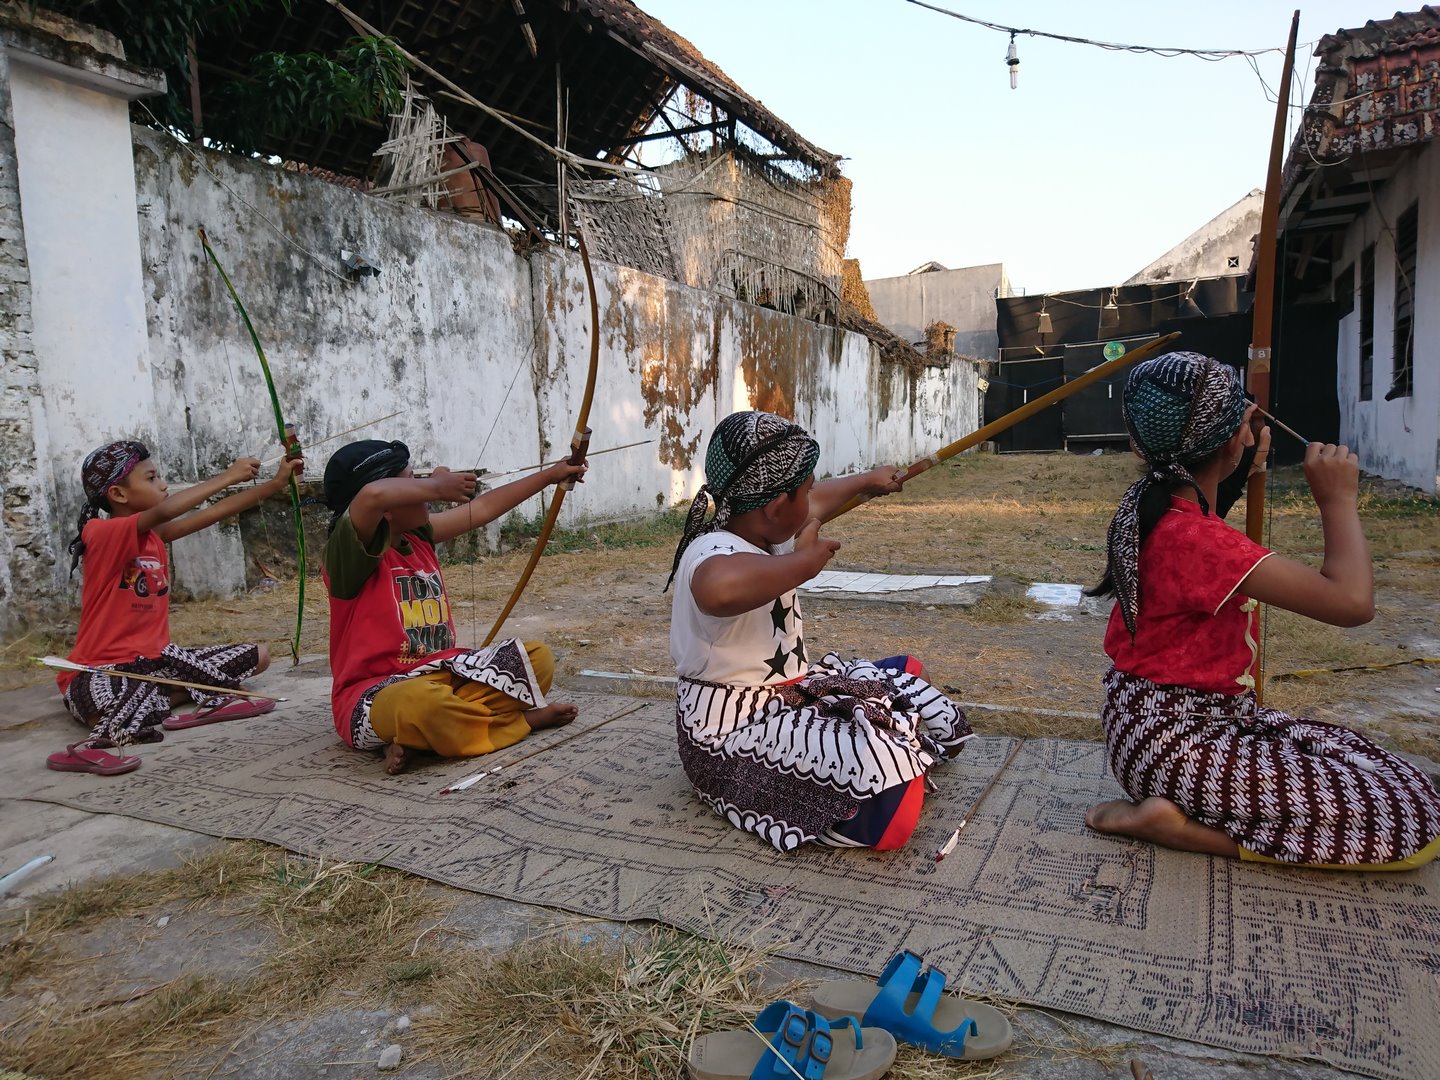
xmin=687 ymin=999 xmax=896 ymax=1080
xmin=809 ymin=950 xmax=1012 ymax=1060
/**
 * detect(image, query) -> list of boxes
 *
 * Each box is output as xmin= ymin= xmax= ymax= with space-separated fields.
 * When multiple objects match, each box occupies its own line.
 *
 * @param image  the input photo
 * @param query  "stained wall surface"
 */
xmin=3 ymin=127 xmax=979 ymax=617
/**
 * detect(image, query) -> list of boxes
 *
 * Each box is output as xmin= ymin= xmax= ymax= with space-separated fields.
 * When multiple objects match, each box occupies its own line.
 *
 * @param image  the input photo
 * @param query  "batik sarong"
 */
xmin=1102 ymin=665 xmax=1440 ymax=865
xmin=62 ymin=642 xmax=262 ymax=746
xmin=346 ymin=638 xmax=546 ymax=750
xmin=676 ymin=652 xmax=971 ymax=853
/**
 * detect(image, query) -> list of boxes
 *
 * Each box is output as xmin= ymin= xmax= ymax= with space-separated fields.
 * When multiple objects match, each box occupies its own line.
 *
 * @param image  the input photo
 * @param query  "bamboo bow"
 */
xmin=825 ymin=331 xmax=1182 ymax=522
xmin=481 ymin=233 xmax=600 ymax=645
xmin=198 ymin=228 xmax=307 ymax=665
xmin=1243 ymin=11 xmax=1301 ymax=703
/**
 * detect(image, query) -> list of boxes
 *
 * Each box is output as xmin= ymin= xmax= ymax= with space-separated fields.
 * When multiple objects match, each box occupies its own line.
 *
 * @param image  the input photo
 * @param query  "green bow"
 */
xmin=198 ymin=228 xmax=306 ymax=664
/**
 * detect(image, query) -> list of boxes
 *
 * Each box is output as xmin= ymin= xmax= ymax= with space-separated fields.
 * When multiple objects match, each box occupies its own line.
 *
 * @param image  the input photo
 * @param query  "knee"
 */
xmin=253 ymin=644 xmax=271 ymax=675
xmin=525 ymin=641 xmax=556 ymax=687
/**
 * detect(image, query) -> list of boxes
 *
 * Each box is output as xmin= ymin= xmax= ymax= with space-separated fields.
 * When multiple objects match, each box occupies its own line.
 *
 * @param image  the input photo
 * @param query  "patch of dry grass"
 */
xmin=959 ymin=706 xmax=1104 ymax=743
xmin=421 ymin=926 xmax=801 ymax=1080
xmin=1 ymin=843 xmax=440 ymax=1079
xmin=1364 ymin=713 xmax=1440 ymax=760
xmin=965 ymin=588 xmax=1044 ymax=626
xmin=419 ymin=926 xmax=1131 ymax=1080
xmin=4 ymin=849 xmax=1166 ymax=1079
xmin=1264 ymin=609 xmax=1412 ymax=675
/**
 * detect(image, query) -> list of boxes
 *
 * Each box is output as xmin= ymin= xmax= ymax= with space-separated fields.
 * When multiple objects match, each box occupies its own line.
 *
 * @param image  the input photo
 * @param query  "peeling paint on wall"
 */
xmin=2 ymin=123 xmax=983 ymax=615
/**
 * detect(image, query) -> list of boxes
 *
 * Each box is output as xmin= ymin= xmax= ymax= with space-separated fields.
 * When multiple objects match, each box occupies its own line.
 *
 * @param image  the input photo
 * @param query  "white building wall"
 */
xmin=124 ymin=129 xmax=982 ymax=594
xmin=9 ymin=66 xmax=156 ymax=460
xmin=864 ymin=263 xmax=1008 ymax=360
xmin=1333 ymin=142 xmax=1439 ymax=493
xmin=0 ymin=13 xmax=164 ymax=625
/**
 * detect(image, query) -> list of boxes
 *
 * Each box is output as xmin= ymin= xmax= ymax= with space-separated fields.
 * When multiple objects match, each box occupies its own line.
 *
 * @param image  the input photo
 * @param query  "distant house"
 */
xmin=864 ymin=261 xmax=1010 ymax=361
xmin=1277 ymin=6 xmax=1440 ymax=492
xmin=1125 ymin=190 xmax=1263 ymax=285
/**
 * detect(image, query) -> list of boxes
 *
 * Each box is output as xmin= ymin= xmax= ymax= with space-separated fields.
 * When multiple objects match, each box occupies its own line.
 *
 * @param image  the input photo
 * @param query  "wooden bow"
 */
xmin=199 ymin=227 xmax=307 ymax=665
xmin=1243 ymin=11 xmax=1301 ymax=703
xmin=481 ymin=233 xmax=600 ymax=645
xmin=826 ymin=331 xmax=1182 ymax=522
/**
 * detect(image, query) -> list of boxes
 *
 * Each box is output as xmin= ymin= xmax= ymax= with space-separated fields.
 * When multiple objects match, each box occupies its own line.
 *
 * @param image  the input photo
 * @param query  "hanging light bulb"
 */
xmin=1006 ymin=33 xmax=1020 ymax=90
xmin=1037 ymin=300 xmax=1052 ymax=335
xmin=1098 ymin=288 xmax=1120 ymax=331
xmin=1177 ymin=280 xmax=1205 ymax=319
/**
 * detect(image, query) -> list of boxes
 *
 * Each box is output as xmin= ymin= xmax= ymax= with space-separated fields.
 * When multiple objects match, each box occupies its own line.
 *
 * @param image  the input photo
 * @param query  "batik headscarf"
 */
xmin=68 ymin=440 xmax=151 ymax=573
xmin=666 ymin=411 xmax=821 ymax=589
xmin=323 ymin=439 xmax=411 ymax=532
xmin=1104 ymin=351 xmax=1246 ymax=637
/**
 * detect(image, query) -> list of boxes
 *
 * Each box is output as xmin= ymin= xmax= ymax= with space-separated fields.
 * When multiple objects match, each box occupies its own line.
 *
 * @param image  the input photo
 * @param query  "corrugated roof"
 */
xmin=1257 ymin=7 xmax=1440 ymax=300
xmin=570 ymin=0 xmax=839 ymax=175
xmin=195 ymin=0 xmax=838 ymax=210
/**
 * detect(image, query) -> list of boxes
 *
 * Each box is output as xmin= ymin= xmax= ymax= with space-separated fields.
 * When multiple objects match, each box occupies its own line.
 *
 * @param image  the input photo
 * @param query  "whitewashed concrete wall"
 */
xmin=19 ymin=125 xmax=977 ymax=608
xmin=1333 ymin=141 xmax=1439 ymax=493
xmin=0 ymin=8 xmax=164 ymax=631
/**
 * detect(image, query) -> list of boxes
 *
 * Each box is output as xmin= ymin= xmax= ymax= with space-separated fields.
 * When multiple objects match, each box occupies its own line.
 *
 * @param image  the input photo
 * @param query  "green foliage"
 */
xmin=213 ymin=36 xmax=408 ymax=148
xmin=43 ymin=0 xmax=406 ymax=156
xmin=497 ymin=507 xmax=688 ymax=554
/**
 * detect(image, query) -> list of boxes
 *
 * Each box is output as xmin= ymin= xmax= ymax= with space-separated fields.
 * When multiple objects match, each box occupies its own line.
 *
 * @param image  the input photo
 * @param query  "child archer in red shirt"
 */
xmin=321 ymin=439 xmax=582 ymax=774
xmin=53 ymin=440 xmax=303 ymax=775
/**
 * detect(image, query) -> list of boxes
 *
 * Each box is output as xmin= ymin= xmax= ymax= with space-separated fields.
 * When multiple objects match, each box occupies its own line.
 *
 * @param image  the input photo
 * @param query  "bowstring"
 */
xmin=467 ymin=334 xmax=539 ymax=646
xmin=218 ymin=334 xmax=281 ymax=590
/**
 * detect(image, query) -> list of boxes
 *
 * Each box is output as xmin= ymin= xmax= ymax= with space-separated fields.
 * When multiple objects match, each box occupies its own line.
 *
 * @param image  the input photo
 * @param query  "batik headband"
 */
xmin=1104 ymin=352 xmax=1246 ymax=636
xmin=666 ymin=411 xmax=821 ymax=589
xmin=68 ymin=440 xmax=151 ymax=573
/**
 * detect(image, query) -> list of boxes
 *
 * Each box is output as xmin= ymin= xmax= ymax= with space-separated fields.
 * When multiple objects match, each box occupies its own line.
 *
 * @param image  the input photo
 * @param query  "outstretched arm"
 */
xmin=691 ymin=518 xmax=839 ymax=617
xmin=156 ymin=457 xmax=304 ymax=542
xmin=813 ymin=466 xmax=906 ymax=523
xmin=137 ymin=457 xmax=261 ymax=536
xmin=349 ymin=468 xmax=477 ymax=545
xmin=1239 ymin=442 xmax=1373 ymax=626
xmin=429 ymin=460 xmax=587 ymax=543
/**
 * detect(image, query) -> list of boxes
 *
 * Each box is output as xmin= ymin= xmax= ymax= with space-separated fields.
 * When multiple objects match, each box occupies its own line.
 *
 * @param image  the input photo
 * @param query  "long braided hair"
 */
xmin=666 ymin=412 xmax=820 ymax=590
xmin=1089 ymin=352 xmax=1247 ymax=636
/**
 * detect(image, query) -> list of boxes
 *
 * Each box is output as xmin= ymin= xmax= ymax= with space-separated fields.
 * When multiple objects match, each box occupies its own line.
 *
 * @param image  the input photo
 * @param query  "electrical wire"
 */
xmin=137 ymin=102 xmax=349 ymax=283
xmin=901 ymin=0 xmax=1295 ymax=60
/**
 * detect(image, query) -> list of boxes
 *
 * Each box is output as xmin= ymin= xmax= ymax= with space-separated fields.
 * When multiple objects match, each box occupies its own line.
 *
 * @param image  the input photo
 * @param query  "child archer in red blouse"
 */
xmin=53 ymin=440 xmax=303 ymax=775
xmin=321 ymin=439 xmax=583 ymax=774
xmin=1085 ymin=351 xmax=1440 ymax=869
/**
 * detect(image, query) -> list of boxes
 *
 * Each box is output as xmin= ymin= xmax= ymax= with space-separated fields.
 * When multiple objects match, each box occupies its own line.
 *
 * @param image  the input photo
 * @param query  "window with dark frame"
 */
xmin=1335 ymin=263 xmax=1354 ymax=320
xmin=1387 ymin=203 xmax=1417 ymax=400
xmin=1360 ymin=245 xmax=1375 ymax=401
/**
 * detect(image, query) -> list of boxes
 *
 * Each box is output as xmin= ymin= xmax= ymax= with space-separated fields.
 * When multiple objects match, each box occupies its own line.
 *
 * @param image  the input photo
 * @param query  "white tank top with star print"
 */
xmin=669 ymin=531 xmax=808 ymax=686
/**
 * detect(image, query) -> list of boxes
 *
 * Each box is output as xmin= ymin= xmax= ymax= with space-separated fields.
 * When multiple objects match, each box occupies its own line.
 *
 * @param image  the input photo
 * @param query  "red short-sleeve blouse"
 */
xmin=1104 ymin=496 xmax=1271 ymax=694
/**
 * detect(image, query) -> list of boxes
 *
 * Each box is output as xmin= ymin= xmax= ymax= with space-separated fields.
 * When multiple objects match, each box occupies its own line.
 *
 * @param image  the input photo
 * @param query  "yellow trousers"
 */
xmin=1240 ymin=830 xmax=1440 ymax=872
xmin=368 ymin=641 xmax=554 ymax=757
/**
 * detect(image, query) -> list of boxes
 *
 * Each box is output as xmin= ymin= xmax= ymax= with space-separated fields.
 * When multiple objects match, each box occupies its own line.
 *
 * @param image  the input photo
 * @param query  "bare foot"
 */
xmin=1085 ymin=796 xmax=1239 ymax=857
xmin=383 ymin=743 xmax=408 ymax=775
xmin=524 ymin=702 xmax=578 ymax=731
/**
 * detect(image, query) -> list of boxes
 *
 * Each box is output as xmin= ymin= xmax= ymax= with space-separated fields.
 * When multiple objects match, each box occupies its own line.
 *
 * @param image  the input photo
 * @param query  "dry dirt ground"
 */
xmin=2 ymin=453 xmax=1437 ymax=1080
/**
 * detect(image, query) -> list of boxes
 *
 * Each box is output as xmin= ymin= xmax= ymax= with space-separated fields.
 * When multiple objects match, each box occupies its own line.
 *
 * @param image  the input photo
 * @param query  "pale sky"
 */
xmin=635 ymin=0 xmax=1379 ymax=294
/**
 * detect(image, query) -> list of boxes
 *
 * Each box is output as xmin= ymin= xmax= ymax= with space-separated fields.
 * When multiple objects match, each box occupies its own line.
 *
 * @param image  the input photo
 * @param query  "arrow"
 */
xmin=35 ymin=656 xmax=285 ymax=702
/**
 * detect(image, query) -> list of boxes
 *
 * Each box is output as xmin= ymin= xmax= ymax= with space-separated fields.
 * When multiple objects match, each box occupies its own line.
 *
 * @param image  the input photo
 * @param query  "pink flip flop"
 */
xmin=163 ymin=696 xmax=276 ymax=730
xmin=46 ymin=742 xmax=141 ymax=776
